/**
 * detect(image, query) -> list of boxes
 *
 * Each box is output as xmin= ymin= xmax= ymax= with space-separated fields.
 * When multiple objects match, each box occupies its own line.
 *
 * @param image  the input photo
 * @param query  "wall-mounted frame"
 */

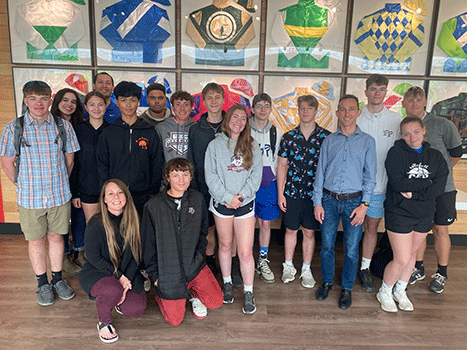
xmin=97 ymin=69 xmax=176 ymax=116
xmin=12 ymin=67 xmax=93 ymax=116
xmin=263 ymin=75 xmax=341 ymax=134
xmin=346 ymin=77 xmax=425 ymax=117
xmin=94 ymin=0 xmax=176 ymax=68
xmin=264 ymin=0 xmax=347 ymax=73
xmin=181 ymin=0 xmax=261 ymax=71
xmin=181 ymin=72 xmax=259 ymax=120
xmin=430 ymin=0 xmax=467 ymax=77
xmin=348 ymin=0 xmax=434 ymax=75
xmin=8 ymin=0 xmax=92 ymax=66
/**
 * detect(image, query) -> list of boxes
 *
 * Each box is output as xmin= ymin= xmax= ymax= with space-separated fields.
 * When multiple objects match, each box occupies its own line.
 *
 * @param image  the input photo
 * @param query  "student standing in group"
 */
xmin=314 ymin=95 xmax=376 ymax=310
xmin=142 ymin=158 xmax=223 ymax=326
xmin=357 ymin=74 xmax=402 ymax=293
xmin=402 ymin=87 xmax=463 ymax=294
xmin=140 ymin=82 xmax=171 ymax=127
xmin=187 ymin=83 xmax=243 ymax=286
xmin=205 ymin=104 xmax=262 ymax=314
xmin=91 ymin=72 xmax=121 ymax=123
xmin=96 ymin=81 xmax=164 ymax=216
xmin=250 ymin=93 xmax=282 ymax=283
xmin=377 ymin=117 xmax=448 ymax=312
xmin=51 ymin=88 xmax=86 ymax=275
xmin=79 ymin=179 xmax=146 ymax=343
xmin=1 ymin=81 xmax=79 ymax=306
xmin=277 ymin=95 xmax=330 ymax=288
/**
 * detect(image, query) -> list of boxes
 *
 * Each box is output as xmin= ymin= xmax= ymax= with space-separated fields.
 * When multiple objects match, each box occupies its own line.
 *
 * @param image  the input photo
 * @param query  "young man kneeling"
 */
xmin=142 ymin=158 xmax=223 ymax=325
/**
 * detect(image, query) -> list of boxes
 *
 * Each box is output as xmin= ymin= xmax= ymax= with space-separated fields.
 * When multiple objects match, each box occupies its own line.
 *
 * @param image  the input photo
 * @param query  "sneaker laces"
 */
xmin=431 ymin=272 xmax=446 ymax=283
xmin=300 ymin=268 xmax=312 ymax=279
xmin=259 ymin=258 xmax=272 ymax=274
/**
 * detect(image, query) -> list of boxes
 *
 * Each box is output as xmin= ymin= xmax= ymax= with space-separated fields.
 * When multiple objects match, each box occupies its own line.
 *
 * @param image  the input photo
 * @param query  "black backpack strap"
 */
xmin=53 ymin=115 xmax=67 ymax=153
xmin=13 ymin=116 xmax=25 ymax=183
xmin=269 ymin=124 xmax=277 ymax=156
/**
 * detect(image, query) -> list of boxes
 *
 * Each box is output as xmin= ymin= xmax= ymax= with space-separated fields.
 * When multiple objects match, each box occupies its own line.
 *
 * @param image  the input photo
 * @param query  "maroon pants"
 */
xmin=90 ymin=276 xmax=147 ymax=324
xmin=155 ymin=265 xmax=223 ymax=326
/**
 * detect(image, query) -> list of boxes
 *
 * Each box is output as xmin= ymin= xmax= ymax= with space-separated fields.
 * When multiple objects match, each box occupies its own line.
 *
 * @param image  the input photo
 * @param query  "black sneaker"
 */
xmin=409 ymin=266 xmax=425 ymax=285
xmin=223 ymin=282 xmax=234 ymax=304
xmin=358 ymin=268 xmax=375 ymax=292
xmin=242 ymin=291 xmax=256 ymax=314
xmin=428 ymin=273 xmax=447 ymax=294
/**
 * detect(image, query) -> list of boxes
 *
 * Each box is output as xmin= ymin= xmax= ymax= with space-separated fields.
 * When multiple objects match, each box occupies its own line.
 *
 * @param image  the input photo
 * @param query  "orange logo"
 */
xmin=136 ymin=137 xmax=149 ymax=150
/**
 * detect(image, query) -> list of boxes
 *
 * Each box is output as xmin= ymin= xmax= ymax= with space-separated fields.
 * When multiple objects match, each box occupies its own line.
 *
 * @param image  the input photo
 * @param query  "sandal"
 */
xmin=114 ymin=305 xmax=123 ymax=315
xmin=97 ymin=322 xmax=119 ymax=343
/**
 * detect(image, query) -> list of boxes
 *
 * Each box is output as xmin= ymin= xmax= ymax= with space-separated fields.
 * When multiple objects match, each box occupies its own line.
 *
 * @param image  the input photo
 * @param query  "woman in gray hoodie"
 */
xmin=205 ymin=104 xmax=262 ymax=315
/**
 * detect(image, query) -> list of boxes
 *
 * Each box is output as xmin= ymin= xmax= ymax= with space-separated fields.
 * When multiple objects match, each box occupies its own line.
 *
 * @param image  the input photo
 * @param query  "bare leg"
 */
xmin=432 ymin=225 xmax=451 ymax=266
xmin=233 ymin=215 xmax=256 ymax=287
xmin=205 ymin=225 xmax=217 ymax=256
xmin=362 ymin=216 xmax=382 ymax=260
xmin=214 ymin=215 xmax=234 ymax=278
xmin=400 ymin=231 xmax=429 ymax=282
xmin=284 ymin=227 xmax=298 ymax=261
xmin=383 ymin=230 xmax=414 ymax=286
xmin=258 ymin=218 xmax=271 ymax=248
xmin=48 ymin=232 xmax=64 ymax=272
xmin=301 ymin=228 xmax=315 ymax=265
xmin=81 ymin=203 xmax=100 ymax=223
xmin=28 ymin=236 xmax=48 ymax=275
xmin=415 ymin=237 xmax=427 ymax=261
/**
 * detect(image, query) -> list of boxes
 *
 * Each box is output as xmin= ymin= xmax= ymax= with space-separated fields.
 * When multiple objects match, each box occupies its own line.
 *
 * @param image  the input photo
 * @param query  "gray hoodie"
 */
xmin=156 ymin=116 xmax=196 ymax=161
xmin=205 ymin=132 xmax=262 ymax=206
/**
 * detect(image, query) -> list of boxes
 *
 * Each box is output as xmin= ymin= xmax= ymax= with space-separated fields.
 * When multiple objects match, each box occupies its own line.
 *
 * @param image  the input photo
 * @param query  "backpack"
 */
xmin=14 ymin=115 xmax=67 ymax=183
xmin=269 ymin=124 xmax=277 ymax=156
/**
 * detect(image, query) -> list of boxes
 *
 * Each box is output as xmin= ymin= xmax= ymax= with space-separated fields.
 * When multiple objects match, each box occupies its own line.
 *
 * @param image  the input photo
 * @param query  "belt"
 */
xmin=323 ymin=188 xmax=362 ymax=200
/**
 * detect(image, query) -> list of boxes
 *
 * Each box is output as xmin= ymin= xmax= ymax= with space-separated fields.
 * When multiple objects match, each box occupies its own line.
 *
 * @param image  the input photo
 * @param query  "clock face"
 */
xmin=206 ymin=11 xmax=237 ymax=43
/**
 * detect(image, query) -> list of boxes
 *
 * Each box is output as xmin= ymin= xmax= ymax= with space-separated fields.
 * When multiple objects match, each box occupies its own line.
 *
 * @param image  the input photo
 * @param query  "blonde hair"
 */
xmin=98 ymin=179 xmax=141 ymax=273
xmin=221 ymin=104 xmax=254 ymax=170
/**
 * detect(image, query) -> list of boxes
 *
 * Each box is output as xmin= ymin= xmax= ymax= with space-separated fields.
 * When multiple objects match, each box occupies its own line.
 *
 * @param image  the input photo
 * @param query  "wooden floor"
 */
xmin=1 ymin=234 xmax=466 ymax=350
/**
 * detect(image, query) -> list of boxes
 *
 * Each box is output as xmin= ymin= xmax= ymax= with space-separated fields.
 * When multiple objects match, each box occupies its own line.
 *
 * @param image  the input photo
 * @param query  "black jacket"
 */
xmin=96 ymin=117 xmax=163 ymax=195
xmin=79 ymin=213 xmax=144 ymax=296
xmin=142 ymin=189 xmax=208 ymax=300
xmin=187 ymin=111 xmax=225 ymax=199
xmin=384 ymin=139 xmax=448 ymax=219
xmin=71 ymin=120 xmax=110 ymax=198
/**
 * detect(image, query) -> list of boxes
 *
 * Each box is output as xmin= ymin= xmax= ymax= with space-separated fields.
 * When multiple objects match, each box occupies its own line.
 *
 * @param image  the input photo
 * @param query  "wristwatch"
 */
xmin=361 ymin=201 xmax=370 ymax=207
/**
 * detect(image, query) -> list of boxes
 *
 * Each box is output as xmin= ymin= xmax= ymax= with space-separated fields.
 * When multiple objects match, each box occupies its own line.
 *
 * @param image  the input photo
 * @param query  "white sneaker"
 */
xmin=376 ymin=288 xmax=398 ymax=313
xmin=190 ymin=298 xmax=207 ymax=319
xmin=300 ymin=267 xmax=316 ymax=288
xmin=281 ymin=263 xmax=297 ymax=283
xmin=393 ymin=290 xmax=414 ymax=311
xmin=256 ymin=257 xmax=275 ymax=283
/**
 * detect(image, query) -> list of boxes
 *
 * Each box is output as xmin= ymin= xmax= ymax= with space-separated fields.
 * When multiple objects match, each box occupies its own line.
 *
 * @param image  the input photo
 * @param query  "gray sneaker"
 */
xmin=223 ymin=282 xmax=234 ymax=304
xmin=428 ymin=273 xmax=447 ymax=294
xmin=300 ymin=267 xmax=316 ymax=288
xmin=256 ymin=257 xmax=275 ymax=283
xmin=281 ymin=263 xmax=297 ymax=283
xmin=37 ymin=284 xmax=54 ymax=306
xmin=242 ymin=291 xmax=256 ymax=314
xmin=52 ymin=280 xmax=75 ymax=300
xmin=408 ymin=266 xmax=425 ymax=285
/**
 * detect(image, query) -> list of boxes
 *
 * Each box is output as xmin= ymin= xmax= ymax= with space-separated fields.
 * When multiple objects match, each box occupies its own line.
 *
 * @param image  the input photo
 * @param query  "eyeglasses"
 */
xmin=24 ymin=81 xmax=50 ymax=89
xmin=407 ymin=86 xmax=423 ymax=92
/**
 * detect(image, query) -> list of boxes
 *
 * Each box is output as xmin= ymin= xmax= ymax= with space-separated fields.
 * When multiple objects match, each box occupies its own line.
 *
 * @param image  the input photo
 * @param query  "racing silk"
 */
xmin=100 ymin=0 xmax=172 ymax=63
xmin=437 ymin=12 xmax=467 ymax=73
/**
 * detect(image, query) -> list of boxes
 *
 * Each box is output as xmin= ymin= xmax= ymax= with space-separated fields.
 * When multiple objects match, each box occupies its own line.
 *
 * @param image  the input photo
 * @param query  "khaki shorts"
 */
xmin=18 ymin=201 xmax=71 ymax=241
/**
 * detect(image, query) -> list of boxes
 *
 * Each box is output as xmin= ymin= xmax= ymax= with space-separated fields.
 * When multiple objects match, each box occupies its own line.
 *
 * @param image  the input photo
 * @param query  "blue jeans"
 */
xmin=320 ymin=193 xmax=363 ymax=290
xmin=64 ymin=206 xmax=85 ymax=254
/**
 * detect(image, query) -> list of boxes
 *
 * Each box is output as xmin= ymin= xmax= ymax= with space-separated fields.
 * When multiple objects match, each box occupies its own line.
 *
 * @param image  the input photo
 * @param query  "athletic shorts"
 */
xmin=366 ymin=194 xmax=385 ymax=219
xmin=210 ymin=198 xmax=255 ymax=219
xmin=18 ymin=201 xmax=71 ymax=241
xmin=79 ymin=192 xmax=99 ymax=204
xmin=384 ymin=211 xmax=434 ymax=234
xmin=282 ymin=196 xmax=319 ymax=231
xmin=255 ymin=180 xmax=280 ymax=221
xmin=434 ymin=191 xmax=457 ymax=226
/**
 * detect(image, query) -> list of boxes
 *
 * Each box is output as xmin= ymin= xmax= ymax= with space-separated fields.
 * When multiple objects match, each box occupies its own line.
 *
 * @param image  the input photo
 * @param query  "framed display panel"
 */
xmin=346 ymin=77 xmax=424 ymax=117
xmin=98 ymin=70 xmax=176 ymax=116
xmin=348 ymin=0 xmax=434 ymax=75
xmin=181 ymin=72 xmax=259 ymax=121
xmin=12 ymin=67 xmax=93 ymax=116
xmin=263 ymin=75 xmax=341 ymax=134
xmin=94 ymin=0 xmax=176 ymax=68
xmin=264 ymin=0 xmax=347 ymax=73
xmin=430 ymin=0 xmax=467 ymax=77
xmin=427 ymin=80 xmax=467 ymax=147
xmin=8 ymin=0 xmax=92 ymax=65
xmin=181 ymin=0 xmax=261 ymax=71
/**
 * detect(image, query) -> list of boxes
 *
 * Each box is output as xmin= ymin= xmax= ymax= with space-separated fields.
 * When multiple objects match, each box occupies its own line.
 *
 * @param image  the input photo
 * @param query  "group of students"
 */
xmin=0 ymin=73 xmax=462 ymax=343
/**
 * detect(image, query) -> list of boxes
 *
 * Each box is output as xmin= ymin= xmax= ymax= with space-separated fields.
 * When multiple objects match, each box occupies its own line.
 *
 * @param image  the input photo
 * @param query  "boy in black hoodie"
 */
xmin=96 ymin=81 xmax=164 ymax=216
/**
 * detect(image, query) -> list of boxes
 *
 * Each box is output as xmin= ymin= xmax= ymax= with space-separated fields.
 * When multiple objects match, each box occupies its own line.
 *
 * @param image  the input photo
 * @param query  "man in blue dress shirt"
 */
xmin=313 ymin=94 xmax=377 ymax=310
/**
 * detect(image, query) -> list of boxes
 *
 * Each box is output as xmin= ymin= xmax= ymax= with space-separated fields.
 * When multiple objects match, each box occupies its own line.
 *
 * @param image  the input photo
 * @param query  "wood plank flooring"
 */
xmin=0 ymin=234 xmax=466 ymax=350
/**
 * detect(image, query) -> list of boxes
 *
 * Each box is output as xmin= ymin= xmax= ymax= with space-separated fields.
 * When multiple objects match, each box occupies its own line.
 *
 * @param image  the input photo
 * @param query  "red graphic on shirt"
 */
xmin=137 ymin=137 xmax=149 ymax=150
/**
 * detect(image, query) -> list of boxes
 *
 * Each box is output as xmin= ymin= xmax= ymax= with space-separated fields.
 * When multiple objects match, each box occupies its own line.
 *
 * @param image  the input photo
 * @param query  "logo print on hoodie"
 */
xmin=165 ymin=132 xmax=188 ymax=155
xmin=227 ymin=154 xmax=244 ymax=173
xmin=137 ymin=137 xmax=148 ymax=150
xmin=407 ymin=163 xmax=430 ymax=179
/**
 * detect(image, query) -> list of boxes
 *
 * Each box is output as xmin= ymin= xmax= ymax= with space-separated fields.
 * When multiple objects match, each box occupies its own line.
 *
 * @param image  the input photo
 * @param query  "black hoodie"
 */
xmin=96 ymin=117 xmax=163 ymax=195
xmin=384 ymin=139 xmax=448 ymax=219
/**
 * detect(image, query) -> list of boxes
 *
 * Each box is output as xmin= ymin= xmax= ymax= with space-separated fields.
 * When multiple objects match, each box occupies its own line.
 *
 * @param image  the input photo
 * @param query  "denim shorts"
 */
xmin=366 ymin=194 xmax=385 ymax=219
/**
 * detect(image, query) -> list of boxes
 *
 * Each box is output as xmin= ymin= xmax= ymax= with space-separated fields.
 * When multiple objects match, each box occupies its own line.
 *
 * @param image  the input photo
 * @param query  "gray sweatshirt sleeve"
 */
xmin=204 ymin=141 xmax=235 ymax=205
